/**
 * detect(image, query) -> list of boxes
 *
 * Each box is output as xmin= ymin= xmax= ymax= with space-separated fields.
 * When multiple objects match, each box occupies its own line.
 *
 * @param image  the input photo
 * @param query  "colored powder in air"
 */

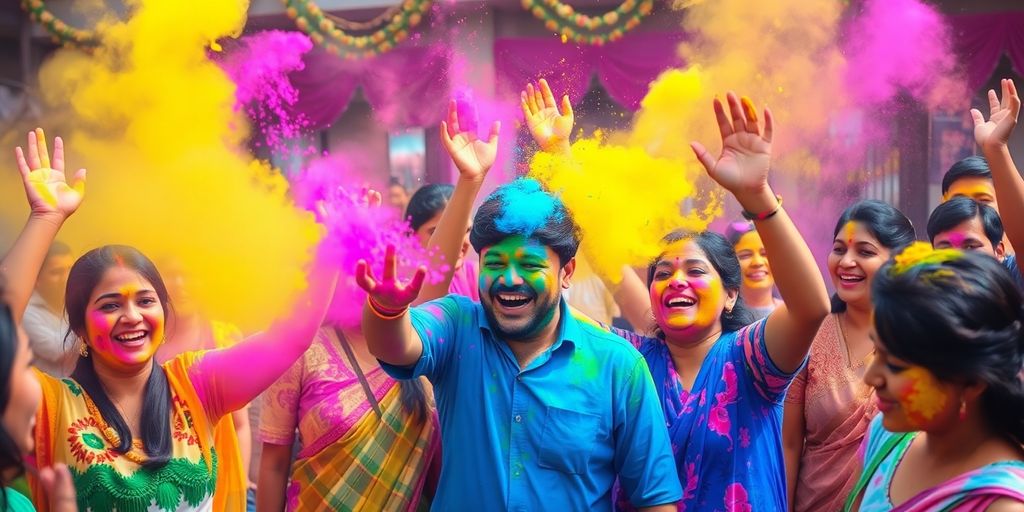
xmin=217 ymin=30 xmax=314 ymax=155
xmin=489 ymin=178 xmax=562 ymax=238
xmin=291 ymin=155 xmax=445 ymax=328
xmin=843 ymin=0 xmax=964 ymax=110
xmin=0 ymin=0 xmax=321 ymax=332
xmin=530 ymin=137 xmax=719 ymax=283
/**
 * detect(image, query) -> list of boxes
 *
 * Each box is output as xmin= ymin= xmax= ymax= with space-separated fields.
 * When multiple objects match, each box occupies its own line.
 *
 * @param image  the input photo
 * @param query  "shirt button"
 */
xmin=514 ymin=415 xmax=522 ymax=423
xmin=516 ymin=375 xmax=522 ymax=382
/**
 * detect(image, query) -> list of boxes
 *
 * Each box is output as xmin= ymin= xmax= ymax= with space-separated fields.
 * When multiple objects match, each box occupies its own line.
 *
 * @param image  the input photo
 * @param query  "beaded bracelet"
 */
xmin=367 ymin=296 xmax=408 ymax=320
xmin=741 ymin=195 xmax=783 ymax=221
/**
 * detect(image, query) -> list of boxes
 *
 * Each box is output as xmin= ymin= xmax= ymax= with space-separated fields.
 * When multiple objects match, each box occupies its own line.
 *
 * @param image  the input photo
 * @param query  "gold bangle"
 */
xmin=367 ymin=296 xmax=408 ymax=320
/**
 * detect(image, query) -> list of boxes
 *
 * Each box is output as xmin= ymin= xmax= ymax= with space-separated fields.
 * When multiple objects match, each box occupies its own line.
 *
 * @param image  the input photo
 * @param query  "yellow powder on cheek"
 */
xmin=693 ymin=276 xmax=723 ymax=328
xmin=899 ymin=366 xmax=950 ymax=425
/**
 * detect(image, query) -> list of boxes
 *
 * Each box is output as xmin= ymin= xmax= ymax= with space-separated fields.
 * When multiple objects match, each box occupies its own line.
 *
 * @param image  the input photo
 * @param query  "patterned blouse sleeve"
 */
xmin=784 ymin=364 xmax=808 ymax=405
xmin=609 ymin=326 xmax=646 ymax=350
xmin=259 ymin=341 xmax=307 ymax=446
xmin=737 ymin=318 xmax=805 ymax=404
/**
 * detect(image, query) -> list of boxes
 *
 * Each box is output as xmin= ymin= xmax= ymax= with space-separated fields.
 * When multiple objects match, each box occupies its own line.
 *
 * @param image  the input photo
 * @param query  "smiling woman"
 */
xmin=783 ymin=199 xmax=916 ymax=512
xmin=0 ymin=129 xmax=336 ymax=512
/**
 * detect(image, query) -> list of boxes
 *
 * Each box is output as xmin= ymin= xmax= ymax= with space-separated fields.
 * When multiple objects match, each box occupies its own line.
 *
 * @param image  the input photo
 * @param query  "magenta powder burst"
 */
xmin=218 ymin=30 xmax=314 ymax=154
xmin=291 ymin=155 xmax=447 ymax=328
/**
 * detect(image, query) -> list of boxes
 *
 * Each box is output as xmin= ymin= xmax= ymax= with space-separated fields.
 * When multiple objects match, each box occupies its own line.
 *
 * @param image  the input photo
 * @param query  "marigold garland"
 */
xmin=283 ymin=0 xmax=433 ymax=59
xmin=20 ymin=0 xmax=99 ymax=49
xmin=521 ymin=0 xmax=654 ymax=46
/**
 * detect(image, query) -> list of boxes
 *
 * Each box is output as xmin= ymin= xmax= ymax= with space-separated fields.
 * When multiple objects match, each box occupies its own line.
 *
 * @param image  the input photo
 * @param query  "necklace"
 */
xmin=837 ymin=314 xmax=876 ymax=368
xmin=82 ymin=391 xmax=148 ymax=465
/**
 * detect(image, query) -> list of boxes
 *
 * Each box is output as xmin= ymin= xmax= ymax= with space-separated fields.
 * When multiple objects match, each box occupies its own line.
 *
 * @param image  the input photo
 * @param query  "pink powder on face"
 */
xmin=291 ymin=156 xmax=446 ymax=328
xmin=945 ymin=231 xmax=967 ymax=249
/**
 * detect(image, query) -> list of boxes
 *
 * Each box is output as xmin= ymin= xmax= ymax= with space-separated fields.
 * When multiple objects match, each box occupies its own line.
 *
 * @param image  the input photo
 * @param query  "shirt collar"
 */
xmin=477 ymin=297 xmax=580 ymax=354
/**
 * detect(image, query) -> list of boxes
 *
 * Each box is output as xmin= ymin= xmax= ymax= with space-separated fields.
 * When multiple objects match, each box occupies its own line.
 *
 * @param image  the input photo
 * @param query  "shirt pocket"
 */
xmin=537 ymin=406 xmax=601 ymax=475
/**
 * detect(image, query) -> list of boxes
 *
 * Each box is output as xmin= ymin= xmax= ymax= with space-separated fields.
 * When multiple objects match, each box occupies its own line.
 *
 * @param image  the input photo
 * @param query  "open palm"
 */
xmin=691 ymin=93 xmax=773 ymax=195
xmin=15 ymin=128 xmax=86 ymax=217
xmin=972 ymin=78 xmax=1020 ymax=149
xmin=355 ymin=245 xmax=426 ymax=312
xmin=521 ymin=79 xmax=574 ymax=152
xmin=441 ymin=99 xmax=499 ymax=181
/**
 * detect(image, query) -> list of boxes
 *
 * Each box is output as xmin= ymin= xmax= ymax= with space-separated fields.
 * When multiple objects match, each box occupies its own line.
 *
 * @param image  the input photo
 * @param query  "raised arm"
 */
xmin=973 ymin=79 xmax=1024 ymax=254
xmin=1 ymin=129 xmax=85 ymax=319
xmin=416 ymin=99 xmax=499 ymax=303
xmin=691 ymin=93 xmax=829 ymax=373
xmin=188 ymin=265 xmax=337 ymax=421
xmin=522 ymin=78 xmax=574 ymax=155
xmin=358 ymin=244 xmax=427 ymax=367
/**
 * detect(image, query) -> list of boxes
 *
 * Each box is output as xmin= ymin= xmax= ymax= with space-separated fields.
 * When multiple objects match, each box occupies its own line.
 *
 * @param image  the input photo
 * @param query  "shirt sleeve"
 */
xmin=613 ymin=356 xmax=683 ymax=507
xmin=1004 ymin=254 xmax=1024 ymax=289
xmin=22 ymin=306 xmax=75 ymax=376
xmin=258 ymin=345 xmax=305 ymax=446
xmin=737 ymin=318 xmax=805 ymax=404
xmin=378 ymin=295 xmax=462 ymax=383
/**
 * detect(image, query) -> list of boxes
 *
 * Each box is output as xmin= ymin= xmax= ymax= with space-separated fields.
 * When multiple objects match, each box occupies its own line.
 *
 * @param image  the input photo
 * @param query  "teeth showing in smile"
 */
xmin=840 ymin=275 xmax=864 ymax=282
xmin=496 ymin=293 xmax=531 ymax=308
xmin=667 ymin=297 xmax=695 ymax=307
xmin=114 ymin=331 xmax=146 ymax=342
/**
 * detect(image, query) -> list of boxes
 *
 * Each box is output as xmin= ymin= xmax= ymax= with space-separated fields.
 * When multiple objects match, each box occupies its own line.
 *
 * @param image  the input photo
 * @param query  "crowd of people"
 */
xmin=0 ymin=77 xmax=1023 ymax=512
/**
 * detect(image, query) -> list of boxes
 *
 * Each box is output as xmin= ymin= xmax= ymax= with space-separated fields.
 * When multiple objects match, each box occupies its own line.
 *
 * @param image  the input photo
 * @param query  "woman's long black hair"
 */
xmin=0 ymin=281 xmax=25 ymax=506
xmin=65 ymin=246 xmax=174 ymax=469
xmin=873 ymin=249 xmax=1024 ymax=443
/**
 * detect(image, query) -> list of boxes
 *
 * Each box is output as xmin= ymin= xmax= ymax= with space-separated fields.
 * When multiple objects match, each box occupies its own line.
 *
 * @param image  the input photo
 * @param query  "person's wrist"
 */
xmin=982 ymin=139 xmax=1011 ymax=156
xmin=29 ymin=210 xmax=66 ymax=227
xmin=734 ymin=185 xmax=777 ymax=215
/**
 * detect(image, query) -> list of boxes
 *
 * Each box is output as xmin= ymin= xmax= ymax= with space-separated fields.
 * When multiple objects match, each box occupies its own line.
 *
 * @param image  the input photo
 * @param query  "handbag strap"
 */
xmin=843 ymin=431 xmax=913 ymax=511
xmin=333 ymin=327 xmax=384 ymax=420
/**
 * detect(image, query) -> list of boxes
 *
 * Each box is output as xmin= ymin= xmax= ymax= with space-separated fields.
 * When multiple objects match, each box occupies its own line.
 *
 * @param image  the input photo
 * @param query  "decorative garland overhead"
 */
xmin=20 ymin=0 xmax=99 ymax=48
xmin=521 ymin=0 xmax=654 ymax=46
xmin=283 ymin=0 xmax=433 ymax=59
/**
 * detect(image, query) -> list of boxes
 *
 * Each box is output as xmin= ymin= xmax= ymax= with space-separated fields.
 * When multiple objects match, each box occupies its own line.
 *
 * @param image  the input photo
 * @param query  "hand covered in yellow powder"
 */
xmin=14 ymin=128 xmax=86 ymax=219
xmin=441 ymin=99 xmax=500 ymax=182
xmin=690 ymin=93 xmax=776 ymax=212
xmin=521 ymin=78 xmax=574 ymax=154
xmin=355 ymin=244 xmax=427 ymax=313
xmin=972 ymin=78 xmax=1020 ymax=151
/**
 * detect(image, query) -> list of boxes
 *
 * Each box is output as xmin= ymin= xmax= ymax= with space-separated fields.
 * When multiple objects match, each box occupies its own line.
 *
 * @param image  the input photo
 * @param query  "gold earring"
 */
xmin=79 ymin=343 xmax=89 ymax=358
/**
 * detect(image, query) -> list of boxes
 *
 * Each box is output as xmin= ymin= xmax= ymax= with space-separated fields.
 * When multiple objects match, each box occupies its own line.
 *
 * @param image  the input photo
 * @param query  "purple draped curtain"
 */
xmin=289 ymin=44 xmax=452 ymax=130
xmin=949 ymin=12 xmax=1024 ymax=92
xmin=494 ymin=32 xmax=685 ymax=111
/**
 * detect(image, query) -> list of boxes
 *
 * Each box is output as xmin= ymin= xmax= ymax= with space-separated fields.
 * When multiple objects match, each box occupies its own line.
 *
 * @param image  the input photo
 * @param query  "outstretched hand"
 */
xmin=441 ymin=99 xmax=500 ymax=182
xmin=521 ymin=78 xmax=574 ymax=153
xmin=15 ymin=128 xmax=86 ymax=219
xmin=690 ymin=93 xmax=776 ymax=210
xmin=355 ymin=244 xmax=427 ymax=313
xmin=972 ymin=78 xmax=1020 ymax=151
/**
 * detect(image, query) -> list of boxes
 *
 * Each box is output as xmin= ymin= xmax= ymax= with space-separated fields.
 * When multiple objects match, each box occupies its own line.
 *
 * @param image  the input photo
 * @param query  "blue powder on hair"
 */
xmin=490 ymin=178 xmax=562 ymax=237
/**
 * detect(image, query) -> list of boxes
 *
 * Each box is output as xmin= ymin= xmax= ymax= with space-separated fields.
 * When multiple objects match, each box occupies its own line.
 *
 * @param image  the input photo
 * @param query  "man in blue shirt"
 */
xmin=356 ymin=178 xmax=681 ymax=511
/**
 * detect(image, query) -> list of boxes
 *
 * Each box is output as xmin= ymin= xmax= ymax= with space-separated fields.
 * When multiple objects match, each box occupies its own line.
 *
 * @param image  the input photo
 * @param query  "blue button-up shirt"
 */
xmin=381 ymin=295 xmax=681 ymax=511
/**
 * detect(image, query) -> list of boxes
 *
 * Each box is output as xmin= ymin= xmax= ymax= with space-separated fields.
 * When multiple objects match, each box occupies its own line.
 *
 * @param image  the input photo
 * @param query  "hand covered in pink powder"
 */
xmin=355 ymin=244 xmax=427 ymax=312
xmin=521 ymin=78 xmax=574 ymax=153
xmin=14 ymin=128 xmax=86 ymax=219
xmin=972 ymin=78 xmax=1020 ymax=150
xmin=690 ymin=92 xmax=776 ymax=213
xmin=441 ymin=99 xmax=500 ymax=182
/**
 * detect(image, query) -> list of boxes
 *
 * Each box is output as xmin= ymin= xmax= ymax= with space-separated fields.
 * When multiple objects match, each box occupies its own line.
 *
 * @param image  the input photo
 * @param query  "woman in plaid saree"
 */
xmin=257 ymin=327 xmax=439 ymax=511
